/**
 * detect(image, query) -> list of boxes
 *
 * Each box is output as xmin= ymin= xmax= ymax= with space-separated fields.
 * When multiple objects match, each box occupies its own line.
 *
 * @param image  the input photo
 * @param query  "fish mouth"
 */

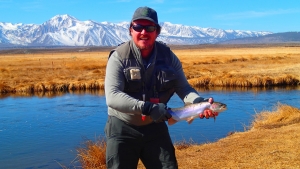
xmin=220 ymin=104 xmax=227 ymax=110
xmin=221 ymin=104 xmax=227 ymax=109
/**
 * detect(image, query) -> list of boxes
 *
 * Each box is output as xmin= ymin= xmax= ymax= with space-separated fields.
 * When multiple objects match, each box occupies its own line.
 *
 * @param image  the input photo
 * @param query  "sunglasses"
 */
xmin=132 ymin=24 xmax=157 ymax=32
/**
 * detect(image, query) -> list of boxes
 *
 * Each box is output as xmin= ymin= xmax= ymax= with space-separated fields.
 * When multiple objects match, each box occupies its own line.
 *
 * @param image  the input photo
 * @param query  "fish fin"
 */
xmin=168 ymin=118 xmax=178 ymax=125
xmin=186 ymin=117 xmax=195 ymax=124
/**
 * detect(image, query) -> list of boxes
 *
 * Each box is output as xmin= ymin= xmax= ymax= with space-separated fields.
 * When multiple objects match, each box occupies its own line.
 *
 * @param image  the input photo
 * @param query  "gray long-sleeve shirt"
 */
xmin=105 ymin=41 xmax=204 ymax=126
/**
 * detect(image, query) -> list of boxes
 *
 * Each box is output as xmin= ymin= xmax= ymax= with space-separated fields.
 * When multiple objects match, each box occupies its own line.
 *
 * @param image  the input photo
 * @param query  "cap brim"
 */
xmin=132 ymin=17 xmax=158 ymax=25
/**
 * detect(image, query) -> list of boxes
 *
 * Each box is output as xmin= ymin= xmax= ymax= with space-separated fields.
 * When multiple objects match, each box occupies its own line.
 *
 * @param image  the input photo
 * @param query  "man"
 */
xmin=104 ymin=6 xmax=217 ymax=169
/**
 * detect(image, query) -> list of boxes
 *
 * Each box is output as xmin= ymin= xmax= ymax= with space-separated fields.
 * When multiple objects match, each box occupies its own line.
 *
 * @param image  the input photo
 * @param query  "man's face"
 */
xmin=130 ymin=19 xmax=158 ymax=54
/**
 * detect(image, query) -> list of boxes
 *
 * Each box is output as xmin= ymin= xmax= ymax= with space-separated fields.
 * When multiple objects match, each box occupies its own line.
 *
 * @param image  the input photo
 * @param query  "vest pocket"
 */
xmin=156 ymin=66 xmax=177 ymax=92
xmin=124 ymin=67 xmax=142 ymax=92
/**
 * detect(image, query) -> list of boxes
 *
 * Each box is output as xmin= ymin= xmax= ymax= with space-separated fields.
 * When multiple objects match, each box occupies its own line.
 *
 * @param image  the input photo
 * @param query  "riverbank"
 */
xmin=1 ymin=44 xmax=299 ymax=95
xmin=172 ymin=103 xmax=300 ymax=169
xmin=76 ymin=103 xmax=300 ymax=169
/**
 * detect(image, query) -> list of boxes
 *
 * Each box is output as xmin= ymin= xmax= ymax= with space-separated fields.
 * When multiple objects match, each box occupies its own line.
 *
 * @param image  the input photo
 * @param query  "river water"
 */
xmin=1 ymin=87 xmax=299 ymax=169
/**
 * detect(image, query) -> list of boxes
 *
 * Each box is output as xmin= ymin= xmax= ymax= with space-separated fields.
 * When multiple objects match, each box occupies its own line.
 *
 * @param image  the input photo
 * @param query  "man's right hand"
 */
xmin=143 ymin=102 xmax=172 ymax=123
xmin=150 ymin=103 xmax=172 ymax=122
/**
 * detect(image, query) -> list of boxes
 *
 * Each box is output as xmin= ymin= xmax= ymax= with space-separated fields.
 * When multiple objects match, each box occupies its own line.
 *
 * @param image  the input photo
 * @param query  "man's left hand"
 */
xmin=199 ymin=109 xmax=219 ymax=119
xmin=199 ymin=97 xmax=218 ymax=119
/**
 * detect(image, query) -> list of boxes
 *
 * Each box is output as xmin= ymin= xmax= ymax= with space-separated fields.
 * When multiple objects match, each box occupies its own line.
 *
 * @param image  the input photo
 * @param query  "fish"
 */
xmin=167 ymin=101 xmax=227 ymax=125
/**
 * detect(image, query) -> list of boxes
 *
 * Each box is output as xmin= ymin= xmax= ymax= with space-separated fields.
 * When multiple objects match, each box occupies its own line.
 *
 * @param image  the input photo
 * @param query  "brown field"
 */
xmin=75 ymin=103 xmax=300 ymax=169
xmin=0 ymin=44 xmax=299 ymax=96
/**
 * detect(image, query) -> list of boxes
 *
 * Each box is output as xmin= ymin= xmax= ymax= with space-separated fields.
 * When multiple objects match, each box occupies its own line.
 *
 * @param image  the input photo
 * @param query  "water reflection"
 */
xmin=0 ymin=87 xmax=299 ymax=169
xmin=195 ymin=85 xmax=300 ymax=92
xmin=1 ymin=85 xmax=299 ymax=99
xmin=0 ymin=89 xmax=105 ymax=99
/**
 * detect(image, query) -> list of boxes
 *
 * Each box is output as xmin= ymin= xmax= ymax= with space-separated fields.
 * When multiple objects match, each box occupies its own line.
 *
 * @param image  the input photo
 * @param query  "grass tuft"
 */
xmin=252 ymin=103 xmax=300 ymax=129
xmin=77 ymin=137 xmax=107 ymax=169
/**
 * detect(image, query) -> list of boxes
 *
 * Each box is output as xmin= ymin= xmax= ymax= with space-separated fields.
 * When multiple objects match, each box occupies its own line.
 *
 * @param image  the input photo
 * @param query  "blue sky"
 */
xmin=0 ymin=0 xmax=299 ymax=33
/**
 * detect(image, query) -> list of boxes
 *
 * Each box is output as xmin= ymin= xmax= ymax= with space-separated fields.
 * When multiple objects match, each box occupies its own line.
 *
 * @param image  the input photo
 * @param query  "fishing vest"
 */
xmin=109 ymin=40 xmax=177 ymax=104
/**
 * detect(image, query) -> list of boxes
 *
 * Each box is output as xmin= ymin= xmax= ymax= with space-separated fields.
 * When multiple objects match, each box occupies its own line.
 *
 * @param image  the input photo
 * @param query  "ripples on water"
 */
xmin=0 ymin=87 xmax=299 ymax=168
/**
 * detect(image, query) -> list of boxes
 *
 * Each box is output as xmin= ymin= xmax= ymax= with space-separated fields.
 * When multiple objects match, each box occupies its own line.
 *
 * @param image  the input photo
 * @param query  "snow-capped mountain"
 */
xmin=0 ymin=14 xmax=272 ymax=47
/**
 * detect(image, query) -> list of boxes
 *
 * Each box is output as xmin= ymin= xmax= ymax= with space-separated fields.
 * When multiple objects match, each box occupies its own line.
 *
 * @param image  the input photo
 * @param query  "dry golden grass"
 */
xmin=252 ymin=103 xmax=300 ymax=129
xmin=173 ymin=45 xmax=300 ymax=87
xmin=75 ymin=103 xmax=300 ymax=169
xmin=0 ymin=50 xmax=107 ymax=94
xmin=77 ymin=138 xmax=107 ymax=169
xmin=0 ymin=44 xmax=300 ymax=95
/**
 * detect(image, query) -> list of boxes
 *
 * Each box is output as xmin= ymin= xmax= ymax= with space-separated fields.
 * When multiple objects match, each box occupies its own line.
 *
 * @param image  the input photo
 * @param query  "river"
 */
xmin=0 ymin=87 xmax=299 ymax=168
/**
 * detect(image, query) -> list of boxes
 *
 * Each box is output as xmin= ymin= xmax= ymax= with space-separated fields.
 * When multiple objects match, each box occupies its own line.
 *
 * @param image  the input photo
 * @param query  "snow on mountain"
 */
xmin=0 ymin=14 xmax=272 ymax=47
xmin=158 ymin=22 xmax=271 ymax=44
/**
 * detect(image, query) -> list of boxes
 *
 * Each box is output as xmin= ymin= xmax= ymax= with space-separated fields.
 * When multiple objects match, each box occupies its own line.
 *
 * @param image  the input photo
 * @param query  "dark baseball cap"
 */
xmin=131 ymin=6 xmax=158 ymax=25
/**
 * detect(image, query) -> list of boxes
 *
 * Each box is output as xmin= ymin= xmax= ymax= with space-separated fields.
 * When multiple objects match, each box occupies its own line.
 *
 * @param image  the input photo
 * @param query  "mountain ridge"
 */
xmin=0 ymin=14 xmax=273 ymax=47
xmin=218 ymin=32 xmax=300 ymax=44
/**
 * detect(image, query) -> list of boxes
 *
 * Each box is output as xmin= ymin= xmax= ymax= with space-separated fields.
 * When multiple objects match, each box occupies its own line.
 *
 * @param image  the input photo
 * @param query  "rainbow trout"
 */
xmin=167 ymin=102 xmax=227 ymax=125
